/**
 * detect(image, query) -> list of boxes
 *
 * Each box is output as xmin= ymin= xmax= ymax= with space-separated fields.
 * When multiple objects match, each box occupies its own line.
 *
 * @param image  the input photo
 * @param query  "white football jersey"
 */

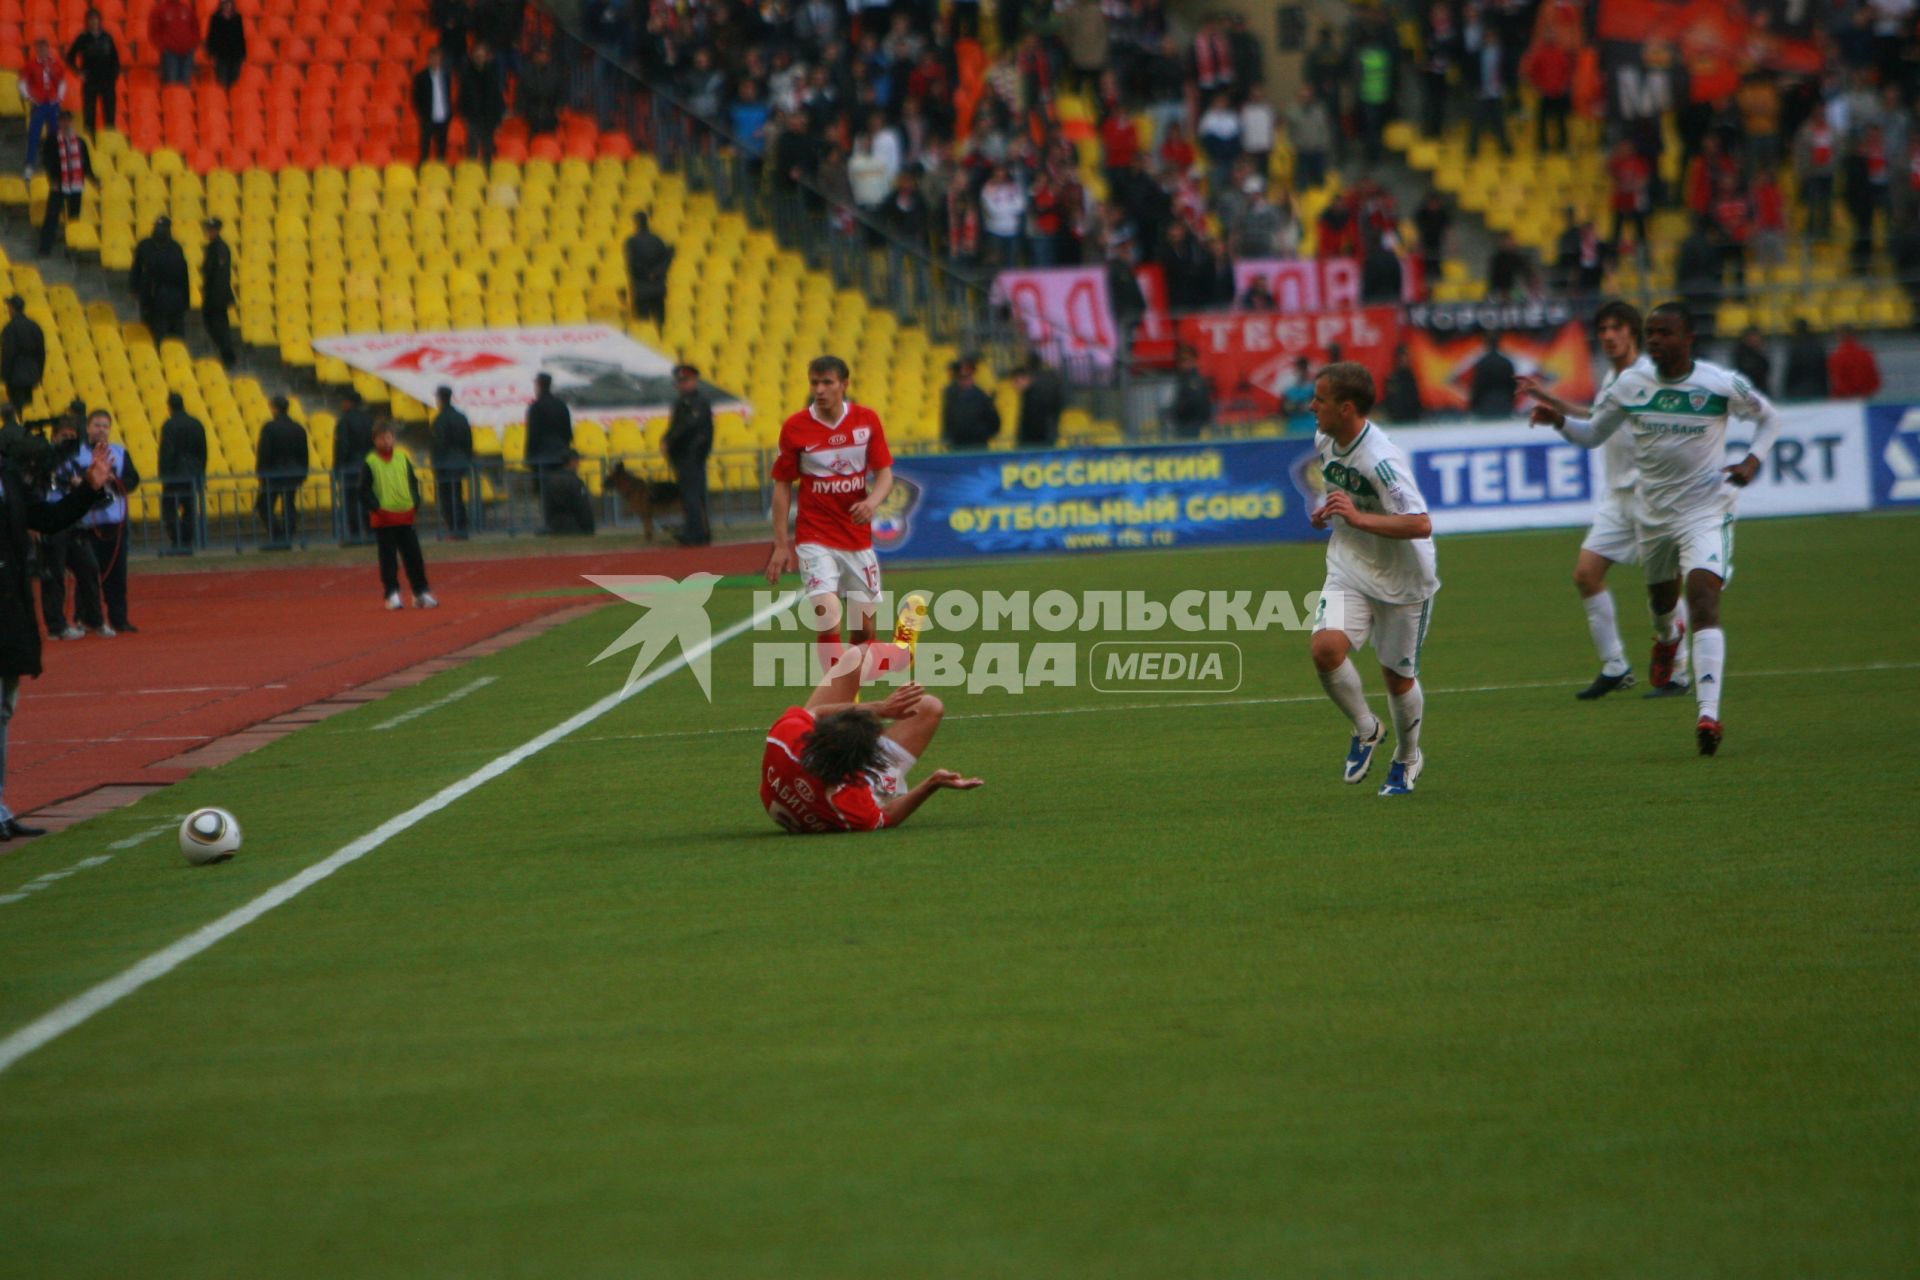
xmin=1597 ymin=355 xmax=1649 ymax=493
xmin=1316 ymin=421 xmax=1441 ymax=605
xmin=1572 ymin=358 xmax=1774 ymax=529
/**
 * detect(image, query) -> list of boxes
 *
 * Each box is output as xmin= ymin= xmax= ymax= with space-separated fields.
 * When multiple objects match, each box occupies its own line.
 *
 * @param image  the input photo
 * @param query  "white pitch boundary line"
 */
xmin=369 ymin=675 xmax=498 ymax=732
xmin=0 ymin=593 xmax=799 ymax=1076
xmin=566 ymin=659 xmax=1920 ymax=748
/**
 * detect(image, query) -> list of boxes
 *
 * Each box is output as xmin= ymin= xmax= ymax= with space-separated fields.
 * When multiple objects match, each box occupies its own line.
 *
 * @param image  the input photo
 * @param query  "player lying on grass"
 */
xmin=1519 ymin=300 xmax=1689 ymax=701
xmin=1529 ymin=301 xmax=1778 ymax=756
xmin=761 ymin=645 xmax=983 ymax=833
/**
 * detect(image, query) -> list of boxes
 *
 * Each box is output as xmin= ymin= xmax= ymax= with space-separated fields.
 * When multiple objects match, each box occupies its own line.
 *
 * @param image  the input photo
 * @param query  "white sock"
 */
xmin=1583 ymin=591 xmax=1628 ymax=676
xmin=1389 ymin=681 xmax=1424 ymax=763
xmin=1318 ymin=659 xmax=1378 ymax=737
xmin=1693 ymin=627 xmax=1725 ymax=719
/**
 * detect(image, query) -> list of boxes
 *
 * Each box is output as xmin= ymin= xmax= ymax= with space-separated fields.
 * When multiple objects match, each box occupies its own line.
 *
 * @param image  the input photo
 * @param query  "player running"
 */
xmin=761 ymin=644 xmax=983 ymax=833
xmin=1529 ymin=302 xmax=1778 ymax=755
xmin=1307 ymin=362 xmax=1441 ymax=797
xmin=766 ymin=355 xmax=896 ymax=676
xmin=1520 ymin=300 xmax=1689 ymax=700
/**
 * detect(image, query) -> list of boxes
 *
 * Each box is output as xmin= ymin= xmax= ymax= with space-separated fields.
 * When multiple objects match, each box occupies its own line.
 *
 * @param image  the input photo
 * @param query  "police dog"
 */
xmin=606 ymin=462 xmax=684 ymax=541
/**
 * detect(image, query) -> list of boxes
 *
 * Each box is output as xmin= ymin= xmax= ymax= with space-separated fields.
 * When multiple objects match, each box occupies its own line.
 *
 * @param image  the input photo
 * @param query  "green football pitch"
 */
xmin=3 ymin=512 xmax=1917 ymax=1278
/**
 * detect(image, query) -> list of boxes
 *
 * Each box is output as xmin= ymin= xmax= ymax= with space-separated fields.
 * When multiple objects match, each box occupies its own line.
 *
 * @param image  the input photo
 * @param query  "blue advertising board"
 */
xmin=1867 ymin=404 xmax=1920 ymax=507
xmin=875 ymin=439 xmax=1319 ymax=559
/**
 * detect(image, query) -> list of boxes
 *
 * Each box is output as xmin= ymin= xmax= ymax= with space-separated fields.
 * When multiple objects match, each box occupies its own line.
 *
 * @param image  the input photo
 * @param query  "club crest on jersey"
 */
xmin=1689 ymin=390 xmax=1709 ymax=411
xmin=852 ymin=427 xmax=871 ymax=445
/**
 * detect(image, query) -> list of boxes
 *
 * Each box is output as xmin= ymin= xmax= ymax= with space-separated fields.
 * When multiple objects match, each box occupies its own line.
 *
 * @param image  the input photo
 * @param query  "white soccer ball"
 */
xmin=179 ymin=808 xmax=242 ymax=865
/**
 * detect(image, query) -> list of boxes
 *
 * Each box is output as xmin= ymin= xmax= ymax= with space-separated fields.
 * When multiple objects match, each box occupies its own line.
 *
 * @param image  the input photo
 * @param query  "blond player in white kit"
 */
xmin=1530 ymin=302 xmax=1779 ymax=756
xmin=1307 ymin=362 xmax=1441 ymax=797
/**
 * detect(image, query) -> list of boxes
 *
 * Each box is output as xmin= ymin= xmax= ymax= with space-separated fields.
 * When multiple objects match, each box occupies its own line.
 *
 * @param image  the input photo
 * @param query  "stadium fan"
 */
xmin=74 ymin=411 xmax=139 ymax=635
xmin=761 ymin=652 xmax=980 ymax=835
xmin=64 ymin=10 xmax=120 ymax=135
xmin=18 ymin=39 xmax=65 ymax=179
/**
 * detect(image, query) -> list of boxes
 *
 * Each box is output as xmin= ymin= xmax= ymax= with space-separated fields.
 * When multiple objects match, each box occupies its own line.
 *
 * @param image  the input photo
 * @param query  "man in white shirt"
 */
xmin=1308 ymin=362 xmax=1442 ymax=796
xmin=1531 ymin=302 xmax=1778 ymax=755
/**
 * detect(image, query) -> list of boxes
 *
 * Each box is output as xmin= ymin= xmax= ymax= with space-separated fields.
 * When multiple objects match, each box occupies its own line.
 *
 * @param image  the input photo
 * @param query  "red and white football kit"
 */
xmin=771 ymin=402 xmax=893 ymax=603
xmin=761 ymin=706 xmax=915 ymax=834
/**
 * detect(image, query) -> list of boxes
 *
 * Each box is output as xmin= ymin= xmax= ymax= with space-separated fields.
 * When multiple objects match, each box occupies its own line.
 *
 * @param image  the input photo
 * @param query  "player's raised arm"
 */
xmin=1517 ymin=373 xmax=1590 ymax=420
xmin=1535 ymin=391 xmax=1628 ymax=448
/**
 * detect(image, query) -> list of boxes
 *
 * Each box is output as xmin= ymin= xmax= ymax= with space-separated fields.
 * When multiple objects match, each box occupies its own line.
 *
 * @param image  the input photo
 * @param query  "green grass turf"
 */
xmin=1 ymin=512 xmax=1917 ymax=1278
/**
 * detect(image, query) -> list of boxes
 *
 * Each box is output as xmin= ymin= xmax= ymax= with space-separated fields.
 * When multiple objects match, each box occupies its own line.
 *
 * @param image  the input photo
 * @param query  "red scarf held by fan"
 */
xmin=56 ymin=132 xmax=84 ymax=193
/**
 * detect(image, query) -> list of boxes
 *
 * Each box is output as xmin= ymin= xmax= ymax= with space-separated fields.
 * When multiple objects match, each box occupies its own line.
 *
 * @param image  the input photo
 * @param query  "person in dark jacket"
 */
xmin=1675 ymin=217 xmax=1724 ymax=338
xmin=0 ymin=296 xmax=45 ymax=412
xmin=1730 ymin=327 xmax=1773 ymax=397
xmin=200 ymin=217 xmax=236 ymax=366
xmin=1382 ymin=345 xmax=1424 ymax=423
xmin=1157 ymin=221 xmax=1213 ymax=313
xmin=37 ymin=405 xmax=106 ymax=639
xmin=624 ymin=211 xmax=674 ymax=325
xmin=525 ymin=370 xmax=573 ymax=476
xmin=1105 ymin=249 xmax=1147 ymax=355
xmin=459 ymin=41 xmax=506 ymax=165
xmin=331 ymin=388 xmax=375 ymax=541
xmin=940 ymin=359 xmax=1000 ymax=450
xmin=541 ymin=448 xmax=597 ymax=535
xmin=1013 ymin=356 xmax=1065 ymax=447
xmin=130 ymin=216 xmax=189 ymax=338
xmin=0 ymin=441 xmax=115 ymax=839
xmin=157 ymin=390 xmax=206 ymax=553
xmin=429 ymin=384 xmax=473 ymax=538
xmin=1360 ymin=231 xmax=1403 ymax=305
xmin=359 ymin=419 xmax=437 ymax=608
xmin=516 ymin=43 xmax=563 ymax=136
xmin=205 ymin=0 xmax=246 ymax=90
xmin=37 ymin=111 xmax=93 ymax=258
xmin=412 ymin=46 xmax=457 ymax=164
xmin=256 ymin=394 xmax=309 ymax=547
xmin=663 ymin=364 xmax=713 ymax=545
xmin=1166 ymin=344 xmax=1214 ymax=438
xmin=1468 ymin=331 xmax=1517 ymax=418
xmin=1782 ymin=318 xmax=1829 ymax=400
xmin=66 ymin=9 xmax=121 ymax=134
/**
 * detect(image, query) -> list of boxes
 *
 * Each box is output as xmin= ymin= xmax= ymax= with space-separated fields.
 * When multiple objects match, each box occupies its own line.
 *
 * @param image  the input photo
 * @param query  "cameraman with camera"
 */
xmin=38 ymin=403 xmax=105 ymax=637
xmin=0 ymin=421 xmax=116 ymax=838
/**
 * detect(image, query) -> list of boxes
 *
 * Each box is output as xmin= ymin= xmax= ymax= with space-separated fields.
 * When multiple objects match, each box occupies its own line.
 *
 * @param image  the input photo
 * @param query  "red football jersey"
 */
xmin=760 ymin=707 xmax=887 ymax=834
xmin=771 ymin=402 xmax=894 ymax=551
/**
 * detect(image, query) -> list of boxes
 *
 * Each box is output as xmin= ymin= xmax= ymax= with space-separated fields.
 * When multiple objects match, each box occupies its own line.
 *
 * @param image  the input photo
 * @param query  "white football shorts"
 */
xmin=1580 ymin=488 xmax=1641 ymax=565
xmin=798 ymin=543 xmax=882 ymax=604
xmin=1314 ymin=580 xmax=1436 ymax=678
xmin=1639 ymin=509 xmax=1736 ymax=586
xmin=865 ymin=734 xmax=918 ymax=802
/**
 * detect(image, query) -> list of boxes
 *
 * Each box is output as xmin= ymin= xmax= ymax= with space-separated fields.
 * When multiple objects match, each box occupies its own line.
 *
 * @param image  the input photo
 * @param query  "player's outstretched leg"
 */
xmin=1573 ymin=550 xmax=1635 ymax=700
xmin=1311 ymin=628 xmax=1385 ymax=784
xmin=1645 ymin=579 xmax=1693 ymax=697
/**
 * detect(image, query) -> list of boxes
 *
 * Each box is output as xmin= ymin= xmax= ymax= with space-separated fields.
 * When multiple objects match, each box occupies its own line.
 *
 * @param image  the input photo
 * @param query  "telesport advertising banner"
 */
xmin=873 ymin=407 xmax=1876 ymax=560
xmin=873 ymin=439 xmax=1318 ymax=559
xmin=1176 ymin=307 xmax=1401 ymax=413
xmin=1403 ymin=301 xmax=1597 ymax=415
xmin=313 ymin=326 xmax=749 ymax=426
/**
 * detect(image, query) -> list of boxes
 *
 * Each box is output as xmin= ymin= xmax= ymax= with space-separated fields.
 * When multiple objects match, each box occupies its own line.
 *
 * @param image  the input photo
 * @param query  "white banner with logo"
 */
xmin=990 ymin=267 xmax=1119 ymax=368
xmin=1391 ymin=405 xmax=1871 ymax=535
xmin=313 ymin=326 xmax=749 ymax=427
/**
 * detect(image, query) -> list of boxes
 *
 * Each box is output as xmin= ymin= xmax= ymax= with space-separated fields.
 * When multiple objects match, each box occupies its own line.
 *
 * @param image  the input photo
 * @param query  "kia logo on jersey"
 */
xmin=829 ymin=434 xmax=847 ymax=446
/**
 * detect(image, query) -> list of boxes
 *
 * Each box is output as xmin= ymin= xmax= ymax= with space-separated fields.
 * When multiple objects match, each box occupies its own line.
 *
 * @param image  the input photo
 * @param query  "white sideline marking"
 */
xmin=370 ymin=676 xmax=498 ymax=732
xmin=0 ymin=855 xmax=117 ymax=907
xmin=567 ymin=659 xmax=1920 ymax=747
xmin=0 ymin=594 xmax=798 ymax=1076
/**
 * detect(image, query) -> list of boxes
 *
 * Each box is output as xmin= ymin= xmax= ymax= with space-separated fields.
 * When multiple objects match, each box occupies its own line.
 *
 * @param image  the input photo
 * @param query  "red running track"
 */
xmin=10 ymin=540 xmax=767 ymax=822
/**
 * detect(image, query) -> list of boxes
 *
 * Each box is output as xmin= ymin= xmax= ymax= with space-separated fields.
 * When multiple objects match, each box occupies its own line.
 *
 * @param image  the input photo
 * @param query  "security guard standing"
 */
xmin=201 ymin=217 xmax=236 ymax=367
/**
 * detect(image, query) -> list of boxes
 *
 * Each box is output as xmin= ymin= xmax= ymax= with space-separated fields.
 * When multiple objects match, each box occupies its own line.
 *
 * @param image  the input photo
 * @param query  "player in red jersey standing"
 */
xmin=766 ymin=355 xmax=896 ymax=676
xmin=761 ymin=644 xmax=984 ymax=834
